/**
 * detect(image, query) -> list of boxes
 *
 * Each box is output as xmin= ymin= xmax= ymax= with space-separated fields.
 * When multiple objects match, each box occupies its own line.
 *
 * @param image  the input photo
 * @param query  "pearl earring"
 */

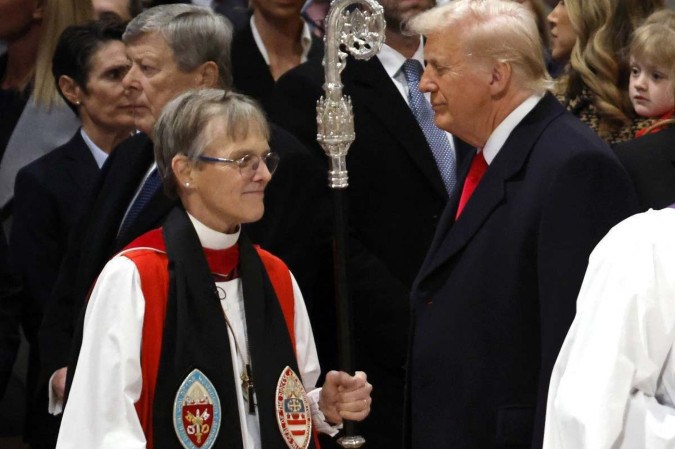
xmin=185 ymin=181 xmax=191 ymax=187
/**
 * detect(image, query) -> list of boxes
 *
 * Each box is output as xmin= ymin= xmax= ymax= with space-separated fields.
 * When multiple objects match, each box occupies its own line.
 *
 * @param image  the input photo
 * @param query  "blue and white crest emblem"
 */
xmin=173 ymin=369 xmax=221 ymax=449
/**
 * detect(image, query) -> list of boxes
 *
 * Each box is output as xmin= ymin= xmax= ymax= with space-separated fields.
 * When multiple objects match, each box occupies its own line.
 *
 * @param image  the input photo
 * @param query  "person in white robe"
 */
xmin=544 ymin=207 xmax=675 ymax=448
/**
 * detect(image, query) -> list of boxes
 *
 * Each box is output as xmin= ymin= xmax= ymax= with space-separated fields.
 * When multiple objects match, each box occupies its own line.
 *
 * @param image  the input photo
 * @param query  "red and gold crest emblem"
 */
xmin=276 ymin=366 xmax=312 ymax=449
xmin=174 ymin=369 xmax=221 ymax=449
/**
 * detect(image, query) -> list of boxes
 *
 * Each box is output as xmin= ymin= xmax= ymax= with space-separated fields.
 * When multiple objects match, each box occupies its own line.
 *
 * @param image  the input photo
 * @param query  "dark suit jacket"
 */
xmin=613 ymin=125 xmax=675 ymax=211
xmin=39 ymin=133 xmax=170 ymax=403
xmin=231 ymin=19 xmax=323 ymax=112
xmin=9 ymin=130 xmax=101 ymax=447
xmin=38 ymin=125 xmax=325 ymax=400
xmin=0 ymin=226 xmax=21 ymax=399
xmin=407 ymin=94 xmax=639 ymax=449
xmin=270 ymin=55 xmax=474 ymax=449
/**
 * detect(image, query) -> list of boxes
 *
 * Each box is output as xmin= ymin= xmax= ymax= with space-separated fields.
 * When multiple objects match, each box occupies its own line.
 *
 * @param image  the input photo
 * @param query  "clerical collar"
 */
xmin=187 ymin=212 xmax=240 ymax=250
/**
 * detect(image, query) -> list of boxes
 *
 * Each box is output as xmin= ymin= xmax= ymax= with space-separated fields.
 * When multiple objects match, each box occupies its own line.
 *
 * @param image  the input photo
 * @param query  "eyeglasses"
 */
xmin=196 ymin=152 xmax=280 ymax=177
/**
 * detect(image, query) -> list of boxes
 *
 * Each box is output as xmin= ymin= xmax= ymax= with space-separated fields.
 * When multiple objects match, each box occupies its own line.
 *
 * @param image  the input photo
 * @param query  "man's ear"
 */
xmin=58 ymin=75 xmax=82 ymax=107
xmin=172 ymin=153 xmax=194 ymax=188
xmin=196 ymin=61 xmax=219 ymax=88
xmin=488 ymin=61 xmax=512 ymax=96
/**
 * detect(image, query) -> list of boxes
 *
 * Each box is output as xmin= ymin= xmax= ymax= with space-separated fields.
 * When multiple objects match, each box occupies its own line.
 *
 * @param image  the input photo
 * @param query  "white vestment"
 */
xmin=544 ymin=208 xmax=675 ymax=448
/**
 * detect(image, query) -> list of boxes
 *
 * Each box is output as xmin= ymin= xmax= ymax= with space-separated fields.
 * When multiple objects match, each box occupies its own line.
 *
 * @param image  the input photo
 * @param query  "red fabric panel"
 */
xmin=255 ymin=247 xmax=296 ymax=348
xmin=126 ymin=250 xmax=170 ymax=449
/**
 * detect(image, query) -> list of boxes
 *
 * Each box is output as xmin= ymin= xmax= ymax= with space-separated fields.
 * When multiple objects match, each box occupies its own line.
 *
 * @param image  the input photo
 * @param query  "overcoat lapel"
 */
xmin=345 ymin=58 xmax=449 ymax=199
xmin=425 ymin=143 xmax=476 ymax=252
xmin=417 ymin=94 xmax=564 ymax=286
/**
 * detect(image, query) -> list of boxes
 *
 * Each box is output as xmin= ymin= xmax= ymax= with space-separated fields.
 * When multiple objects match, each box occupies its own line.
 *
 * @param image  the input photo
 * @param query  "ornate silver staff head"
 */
xmin=316 ymin=0 xmax=386 ymax=189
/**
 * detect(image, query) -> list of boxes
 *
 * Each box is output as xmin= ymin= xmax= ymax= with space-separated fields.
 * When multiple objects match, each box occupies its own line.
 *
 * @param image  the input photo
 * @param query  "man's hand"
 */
xmin=318 ymin=370 xmax=372 ymax=425
xmin=52 ymin=367 xmax=67 ymax=400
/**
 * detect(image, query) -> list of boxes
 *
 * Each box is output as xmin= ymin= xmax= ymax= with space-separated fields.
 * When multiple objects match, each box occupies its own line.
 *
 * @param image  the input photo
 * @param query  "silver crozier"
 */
xmin=316 ymin=1 xmax=385 ymax=447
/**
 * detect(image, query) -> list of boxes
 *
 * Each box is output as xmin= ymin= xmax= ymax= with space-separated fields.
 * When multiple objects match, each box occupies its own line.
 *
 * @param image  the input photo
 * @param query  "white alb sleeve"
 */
xmin=290 ymin=272 xmax=340 ymax=436
xmin=55 ymin=256 xmax=147 ymax=449
xmin=544 ymin=210 xmax=675 ymax=449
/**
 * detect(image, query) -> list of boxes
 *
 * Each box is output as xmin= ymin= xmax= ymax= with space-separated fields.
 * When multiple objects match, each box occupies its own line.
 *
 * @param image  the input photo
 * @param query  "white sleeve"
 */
xmin=293 ymin=273 xmax=320 ymax=389
xmin=544 ymin=210 xmax=675 ymax=449
xmin=55 ymin=256 xmax=147 ymax=449
xmin=290 ymin=272 xmax=340 ymax=436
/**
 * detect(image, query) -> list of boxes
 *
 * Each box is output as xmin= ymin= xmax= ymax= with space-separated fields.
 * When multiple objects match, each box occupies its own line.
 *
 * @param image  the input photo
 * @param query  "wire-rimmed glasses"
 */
xmin=196 ymin=152 xmax=280 ymax=177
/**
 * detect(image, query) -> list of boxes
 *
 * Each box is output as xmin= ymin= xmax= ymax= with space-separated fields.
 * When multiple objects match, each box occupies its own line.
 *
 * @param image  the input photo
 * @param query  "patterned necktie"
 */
xmin=118 ymin=167 xmax=161 ymax=238
xmin=401 ymin=59 xmax=457 ymax=196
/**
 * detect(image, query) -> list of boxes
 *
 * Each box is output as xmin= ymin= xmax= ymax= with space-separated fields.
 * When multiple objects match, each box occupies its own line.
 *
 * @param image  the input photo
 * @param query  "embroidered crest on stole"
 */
xmin=275 ymin=366 xmax=312 ymax=449
xmin=173 ymin=369 xmax=221 ymax=449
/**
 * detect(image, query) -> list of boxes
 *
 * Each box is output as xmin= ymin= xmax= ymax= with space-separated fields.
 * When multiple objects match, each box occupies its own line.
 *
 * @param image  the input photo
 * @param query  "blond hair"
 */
xmin=630 ymin=9 xmax=675 ymax=132
xmin=33 ymin=0 xmax=93 ymax=108
xmin=562 ymin=0 xmax=664 ymax=137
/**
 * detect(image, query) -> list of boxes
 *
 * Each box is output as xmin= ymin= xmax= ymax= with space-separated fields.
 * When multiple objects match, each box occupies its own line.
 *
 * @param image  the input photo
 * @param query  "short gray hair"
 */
xmin=124 ymin=4 xmax=233 ymax=88
xmin=408 ymin=0 xmax=552 ymax=93
xmin=154 ymin=89 xmax=271 ymax=197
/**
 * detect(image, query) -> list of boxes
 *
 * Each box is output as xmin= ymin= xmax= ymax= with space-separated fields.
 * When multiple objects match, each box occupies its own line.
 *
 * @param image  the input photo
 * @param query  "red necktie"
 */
xmin=455 ymin=151 xmax=488 ymax=219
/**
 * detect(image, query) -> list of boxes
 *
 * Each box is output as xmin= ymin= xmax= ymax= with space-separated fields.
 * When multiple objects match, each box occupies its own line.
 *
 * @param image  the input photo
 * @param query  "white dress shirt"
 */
xmin=481 ymin=94 xmax=543 ymax=164
xmin=80 ymin=128 xmax=109 ymax=169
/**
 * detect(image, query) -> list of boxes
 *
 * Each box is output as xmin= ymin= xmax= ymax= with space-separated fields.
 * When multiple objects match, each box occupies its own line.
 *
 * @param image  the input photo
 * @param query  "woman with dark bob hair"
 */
xmin=57 ymin=89 xmax=372 ymax=449
xmin=9 ymin=18 xmax=134 ymax=448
